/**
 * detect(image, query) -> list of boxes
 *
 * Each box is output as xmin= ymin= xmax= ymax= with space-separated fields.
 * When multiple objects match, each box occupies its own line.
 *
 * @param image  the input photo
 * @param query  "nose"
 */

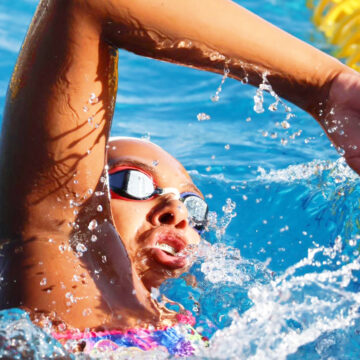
xmin=148 ymin=195 xmax=188 ymax=230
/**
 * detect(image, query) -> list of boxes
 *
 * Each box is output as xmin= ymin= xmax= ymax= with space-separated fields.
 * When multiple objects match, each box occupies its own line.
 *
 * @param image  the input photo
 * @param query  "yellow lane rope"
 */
xmin=307 ymin=0 xmax=360 ymax=72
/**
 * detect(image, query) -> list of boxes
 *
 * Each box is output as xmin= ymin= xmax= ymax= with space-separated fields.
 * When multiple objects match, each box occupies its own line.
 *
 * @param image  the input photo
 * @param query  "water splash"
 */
xmin=202 ymin=242 xmax=360 ymax=359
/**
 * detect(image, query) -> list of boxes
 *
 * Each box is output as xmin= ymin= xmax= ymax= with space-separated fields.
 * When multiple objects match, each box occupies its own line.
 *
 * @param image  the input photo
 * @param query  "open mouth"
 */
xmin=150 ymin=231 xmax=188 ymax=269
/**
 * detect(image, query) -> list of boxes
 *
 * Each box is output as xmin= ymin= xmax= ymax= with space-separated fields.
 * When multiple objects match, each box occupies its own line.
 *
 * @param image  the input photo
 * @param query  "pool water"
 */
xmin=1 ymin=0 xmax=360 ymax=359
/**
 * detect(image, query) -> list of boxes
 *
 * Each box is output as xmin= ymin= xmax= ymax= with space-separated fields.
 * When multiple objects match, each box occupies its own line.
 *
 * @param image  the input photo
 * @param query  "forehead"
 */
xmin=107 ymin=138 xmax=200 ymax=194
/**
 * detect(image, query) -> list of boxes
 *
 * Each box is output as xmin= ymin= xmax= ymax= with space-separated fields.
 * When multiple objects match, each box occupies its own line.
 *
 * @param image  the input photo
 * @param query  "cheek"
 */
xmin=110 ymin=200 xmax=149 ymax=240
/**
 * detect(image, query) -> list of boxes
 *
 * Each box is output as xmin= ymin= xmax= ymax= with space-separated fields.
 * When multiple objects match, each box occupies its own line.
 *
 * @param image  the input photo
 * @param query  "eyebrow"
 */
xmin=108 ymin=159 xmax=203 ymax=197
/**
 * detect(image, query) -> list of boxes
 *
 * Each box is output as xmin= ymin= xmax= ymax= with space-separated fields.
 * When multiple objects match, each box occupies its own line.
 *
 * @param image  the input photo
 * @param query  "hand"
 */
xmin=320 ymin=71 xmax=360 ymax=175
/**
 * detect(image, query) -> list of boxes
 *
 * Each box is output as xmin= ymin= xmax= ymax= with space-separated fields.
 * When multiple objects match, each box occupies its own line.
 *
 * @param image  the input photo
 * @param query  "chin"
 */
xmin=136 ymin=257 xmax=189 ymax=291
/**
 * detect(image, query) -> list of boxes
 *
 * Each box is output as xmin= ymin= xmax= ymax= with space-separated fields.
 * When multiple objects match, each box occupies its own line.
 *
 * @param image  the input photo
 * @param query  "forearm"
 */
xmin=97 ymin=0 xmax=354 ymax=117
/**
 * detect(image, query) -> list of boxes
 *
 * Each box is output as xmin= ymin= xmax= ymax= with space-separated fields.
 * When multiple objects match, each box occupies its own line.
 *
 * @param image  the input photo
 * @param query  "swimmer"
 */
xmin=1 ymin=0 xmax=360 ymax=352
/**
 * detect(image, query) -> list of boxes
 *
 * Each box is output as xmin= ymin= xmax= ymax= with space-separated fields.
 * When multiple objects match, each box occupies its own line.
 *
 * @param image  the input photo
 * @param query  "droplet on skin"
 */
xmin=88 ymin=219 xmax=98 ymax=231
xmin=97 ymin=205 xmax=103 ymax=212
xmin=152 ymin=160 xmax=159 ymax=166
xmin=91 ymin=235 xmax=97 ymax=242
xmin=76 ymin=243 xmax=87 ymax=254
xmin=82 ymin=308 xmax=92 ymax=317
xmin=83 ymin=106 xmax=89 ymax=112
xmin=40 ymin=278 xmax=47 ymax=286
xmin=58 ymin=323 xmax=66 ymax=332
xmin=101 ymin=255 xmax=107 ymax=263
xmin=89 ymin=93 xmax=98 ymax=105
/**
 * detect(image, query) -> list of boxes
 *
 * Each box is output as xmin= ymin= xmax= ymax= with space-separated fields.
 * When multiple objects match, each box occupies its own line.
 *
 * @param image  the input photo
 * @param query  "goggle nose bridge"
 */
xmin=155 ymin=187 xmax=181 ymax=200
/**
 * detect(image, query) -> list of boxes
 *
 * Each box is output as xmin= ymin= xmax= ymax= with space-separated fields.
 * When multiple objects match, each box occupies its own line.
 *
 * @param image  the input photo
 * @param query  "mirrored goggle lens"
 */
xmin=182 ymin=195 xmax=208 ymax=231
xmin=110 ymin=169 xmax=155 ymax=199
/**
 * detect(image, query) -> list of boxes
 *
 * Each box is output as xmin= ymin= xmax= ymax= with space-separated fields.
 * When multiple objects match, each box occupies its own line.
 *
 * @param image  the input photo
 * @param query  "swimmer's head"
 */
xmin=107 ymin=137 xmax=207 ymax=290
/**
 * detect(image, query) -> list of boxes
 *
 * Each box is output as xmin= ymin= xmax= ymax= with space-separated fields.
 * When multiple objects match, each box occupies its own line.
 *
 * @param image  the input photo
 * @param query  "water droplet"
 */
xmin=76 ymin=243 xmax=87 ymax=254
xmin=101 ymin=255 xmax=107 ymax=263
xmin=40 ymin=278 xmax=47 ymax=286
xmin=349 ymin=239 xmax=357 ymax=247
xmin=58 ymin=323 xmax=66 ymax=332
xmin=83 ymin=106 xmax=89 ymax=112
xmin=100 ymin=177 xmax=106 ymax=183
xmin=245 ymin=117 xmax=251 ymax=122
xmin=88 ymin=220 xmax=98 ymax=231
xmin=48 ymin=238 xmax=54 ymax=243
xmin=91 ymin=234 xmax=98 ymax=242
xmin=89 ymin=93 xmax=98 ymax=105
xmin=82 ymin=308 xmax=92 ymax=317
xmin=151 ymin=287 xmax=160 ymax=300
xmin=197 ymin=112 xmax=211 ymax=121
xmin=211 ymin=95 xmax=219 ymax=102
xmin=224 ymin=144 xmax=230 ymax=150
xmin=97 ymin=205 xmax=103 ymax=212
xmin=268 ymin=102 xmax=278 ymax=112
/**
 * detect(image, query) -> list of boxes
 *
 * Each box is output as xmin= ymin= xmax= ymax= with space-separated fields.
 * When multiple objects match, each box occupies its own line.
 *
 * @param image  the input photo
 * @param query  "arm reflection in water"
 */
xmin=0 ymin=0 xmax=360 ymax=335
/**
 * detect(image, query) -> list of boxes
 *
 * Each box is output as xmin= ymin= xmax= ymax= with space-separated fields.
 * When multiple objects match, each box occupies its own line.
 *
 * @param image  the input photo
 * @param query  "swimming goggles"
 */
xmin=108 ymin=166 xmax=208 ymax=233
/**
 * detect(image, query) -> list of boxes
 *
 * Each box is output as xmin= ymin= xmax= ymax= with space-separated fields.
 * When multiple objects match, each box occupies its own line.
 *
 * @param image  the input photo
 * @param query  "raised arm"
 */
xmin=94 ymin=0 xmax=360 ymax=172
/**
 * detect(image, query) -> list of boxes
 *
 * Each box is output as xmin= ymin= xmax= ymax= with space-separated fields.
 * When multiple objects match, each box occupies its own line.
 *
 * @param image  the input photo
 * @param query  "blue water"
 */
xmin=2 ymin=0 xmax=360 ymax=359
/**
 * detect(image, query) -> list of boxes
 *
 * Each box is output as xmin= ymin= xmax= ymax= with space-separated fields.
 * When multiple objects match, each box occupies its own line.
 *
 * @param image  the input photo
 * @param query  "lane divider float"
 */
xmin=307 ymin=0 xmax=360 ymax=71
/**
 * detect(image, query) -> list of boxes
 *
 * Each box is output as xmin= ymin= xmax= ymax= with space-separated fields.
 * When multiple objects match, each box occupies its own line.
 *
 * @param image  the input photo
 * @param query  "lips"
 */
xmin=148 ymin=228 xmax=187 ymax=269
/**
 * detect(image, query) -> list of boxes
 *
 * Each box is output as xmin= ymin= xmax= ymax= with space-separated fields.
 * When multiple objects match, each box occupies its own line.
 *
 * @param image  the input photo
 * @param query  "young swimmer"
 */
xmin=2 ymin=0 xmax=360 ymax=355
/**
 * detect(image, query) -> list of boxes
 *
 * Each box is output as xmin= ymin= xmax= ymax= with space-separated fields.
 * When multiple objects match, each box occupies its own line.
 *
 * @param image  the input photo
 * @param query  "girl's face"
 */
xmin=107 ymin=138 xmax=204 ymax=290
